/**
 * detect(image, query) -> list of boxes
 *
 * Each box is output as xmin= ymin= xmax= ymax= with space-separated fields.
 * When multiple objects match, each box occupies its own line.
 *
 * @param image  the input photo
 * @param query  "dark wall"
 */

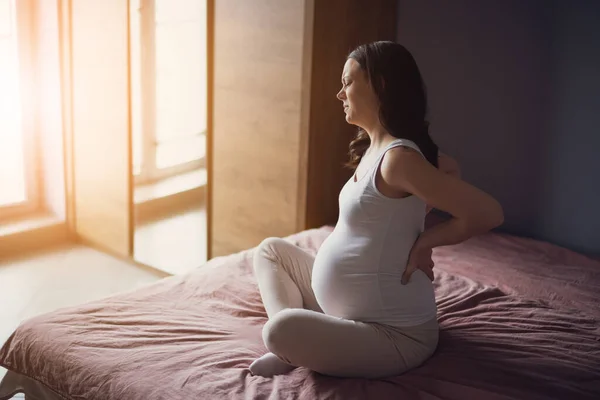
xmin=541 ymin=1 xmax=600 ymax=256
xmin=397 ymin=0 xmax=599 ymax=255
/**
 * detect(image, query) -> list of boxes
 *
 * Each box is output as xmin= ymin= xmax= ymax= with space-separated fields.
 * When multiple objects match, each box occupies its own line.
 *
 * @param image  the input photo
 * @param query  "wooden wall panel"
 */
xmin=303 ymin=0 xmax=398 ymax=229
xmin=210 ymin=0 xmax=398 ymax=257
xmin=205 ymin=0 xmax=214 ymax=260
xmin=212 ymin=0 xmax=307 ymax=257
xmin=70 ymin=0 xmax=132 ymax=257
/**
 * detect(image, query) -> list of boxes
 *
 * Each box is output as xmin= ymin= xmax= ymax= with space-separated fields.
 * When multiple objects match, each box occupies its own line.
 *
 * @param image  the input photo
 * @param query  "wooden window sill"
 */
xmin=0 ymin=213 xmax=69 ymax=260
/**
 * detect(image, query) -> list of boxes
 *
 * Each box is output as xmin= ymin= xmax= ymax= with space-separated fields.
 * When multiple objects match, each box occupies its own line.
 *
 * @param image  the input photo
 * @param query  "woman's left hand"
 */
xmin=402 ymin=242 xmax=435 ymax=284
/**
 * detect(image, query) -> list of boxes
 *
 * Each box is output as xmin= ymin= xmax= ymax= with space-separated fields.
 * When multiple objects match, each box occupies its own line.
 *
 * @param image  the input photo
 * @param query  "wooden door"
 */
xmin=65 ymin=0 xmax=132 ymax=257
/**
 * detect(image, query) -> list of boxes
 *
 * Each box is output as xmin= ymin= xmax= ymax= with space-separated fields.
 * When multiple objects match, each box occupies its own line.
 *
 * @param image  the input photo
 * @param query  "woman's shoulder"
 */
xmin=382 ymin=144 xmax=423 ymax=168
xmin=377 ymin=145 xmax=427 ymax=190
xmin=385 ymin=138 xmax=422 ymax=155
xmin=384 ymin=145 xmax=460 ymax=178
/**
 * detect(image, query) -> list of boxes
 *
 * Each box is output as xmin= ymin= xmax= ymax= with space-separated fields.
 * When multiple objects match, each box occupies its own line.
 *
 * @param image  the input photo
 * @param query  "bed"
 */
xmin=1 ymin=225 xmax=599 ymax=400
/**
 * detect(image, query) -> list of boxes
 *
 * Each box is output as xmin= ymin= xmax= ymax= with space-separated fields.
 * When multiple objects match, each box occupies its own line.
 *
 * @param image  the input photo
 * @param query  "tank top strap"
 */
xmin=370 ymin=139 xmax=425 ymax=179
xmin=382 ymin=138 xmax=424 ymax=157
xmin=365 ymin=138 xmax=427 ymax=197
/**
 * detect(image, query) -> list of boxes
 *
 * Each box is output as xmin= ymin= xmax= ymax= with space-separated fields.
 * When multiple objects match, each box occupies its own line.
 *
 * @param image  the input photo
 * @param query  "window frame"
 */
xmin=0 ymin=0 xmax=42 ymax=221
xmin=133 ymin=0 xmax=205 ymax=186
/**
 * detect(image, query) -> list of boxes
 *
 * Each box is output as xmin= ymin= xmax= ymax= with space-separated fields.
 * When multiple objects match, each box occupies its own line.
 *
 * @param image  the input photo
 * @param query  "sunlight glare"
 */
xmin=0 ymin=0 xmax=27 ymax=207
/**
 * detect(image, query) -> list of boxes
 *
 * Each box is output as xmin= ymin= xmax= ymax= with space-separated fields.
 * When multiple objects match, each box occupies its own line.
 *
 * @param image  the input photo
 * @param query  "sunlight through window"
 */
xmin=130 ymin=0 xmax=206 ymax=183
xmin=0 ymin=0 xmax=26 ymax=207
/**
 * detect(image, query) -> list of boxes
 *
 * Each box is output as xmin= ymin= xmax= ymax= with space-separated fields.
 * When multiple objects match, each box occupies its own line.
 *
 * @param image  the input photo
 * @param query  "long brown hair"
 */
xmin=345 ymin=41 xmax=438 ymax=169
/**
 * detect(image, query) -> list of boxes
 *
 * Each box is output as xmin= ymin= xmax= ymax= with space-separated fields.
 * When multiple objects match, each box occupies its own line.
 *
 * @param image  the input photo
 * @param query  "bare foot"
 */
xmin=249 ymin=352 xmax=296 ymax=377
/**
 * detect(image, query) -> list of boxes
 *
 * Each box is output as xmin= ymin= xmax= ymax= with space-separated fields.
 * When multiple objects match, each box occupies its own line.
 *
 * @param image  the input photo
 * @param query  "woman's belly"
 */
xmin=311 ymin=229 xmax=437 ymax=326
xmin=311 ymin=233 xmax=379 ymax=318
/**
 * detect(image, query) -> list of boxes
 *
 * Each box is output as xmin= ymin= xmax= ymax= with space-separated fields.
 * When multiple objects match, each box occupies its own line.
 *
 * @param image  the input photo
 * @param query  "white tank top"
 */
xmin=311 ymin=138 xmax=437 ymax=327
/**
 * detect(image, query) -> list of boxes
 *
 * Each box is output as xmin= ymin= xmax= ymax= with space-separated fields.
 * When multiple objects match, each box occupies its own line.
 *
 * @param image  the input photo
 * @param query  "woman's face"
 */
xmin=336 ymin=58 xmax=380 ymax=130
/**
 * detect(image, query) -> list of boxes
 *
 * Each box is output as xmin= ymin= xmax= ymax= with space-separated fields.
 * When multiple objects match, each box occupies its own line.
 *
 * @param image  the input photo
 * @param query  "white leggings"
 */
xmin=253 ymin=237 xmax=439 ymax=379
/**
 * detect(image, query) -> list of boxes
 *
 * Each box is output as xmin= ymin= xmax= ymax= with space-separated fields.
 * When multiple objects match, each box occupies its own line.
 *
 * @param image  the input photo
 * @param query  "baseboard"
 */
xmin=134 ymin=169 xmax=207 ymax=225
xmin=75 ymin=235 xmax=172 ymax=279
xmin=0 ymin=215 xmax=69 ymax=261
xmin=135 ymin=186 xmax=205 ymax=225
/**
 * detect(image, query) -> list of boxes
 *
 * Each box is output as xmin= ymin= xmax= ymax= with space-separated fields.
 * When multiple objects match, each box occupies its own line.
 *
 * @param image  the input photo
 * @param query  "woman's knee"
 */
xmin=262 ymin=309 xmax=303 ymax=359
xmin=254 ymin=237 xmax=282 ymax=266
xmin=253 ymin=237 xmax=290 ymax=271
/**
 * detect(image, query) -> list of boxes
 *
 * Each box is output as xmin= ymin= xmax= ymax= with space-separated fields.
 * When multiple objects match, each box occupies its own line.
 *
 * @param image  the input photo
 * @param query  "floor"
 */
xmin=0 ymin=244 xmax=167 ymax=396
xmin=134 ymin=206 xmax=207 ymax=275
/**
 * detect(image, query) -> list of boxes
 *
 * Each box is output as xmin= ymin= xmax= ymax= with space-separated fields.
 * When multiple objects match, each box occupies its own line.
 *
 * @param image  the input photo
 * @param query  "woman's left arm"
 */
xmin=426 ymin=151 xmax=461 ymax=213
xmin=380 ymin=147 xmax=504 ymax=283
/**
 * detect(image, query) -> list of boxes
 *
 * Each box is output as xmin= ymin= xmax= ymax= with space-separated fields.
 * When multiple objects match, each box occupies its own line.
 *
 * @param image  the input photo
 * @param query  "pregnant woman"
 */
xmin=249 ymin=41 xmax=503 ymax=378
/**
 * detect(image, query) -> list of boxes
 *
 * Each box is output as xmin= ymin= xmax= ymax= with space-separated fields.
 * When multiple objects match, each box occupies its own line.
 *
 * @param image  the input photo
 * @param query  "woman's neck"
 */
xmin=364 ymin=124 xmax=394 ymax=151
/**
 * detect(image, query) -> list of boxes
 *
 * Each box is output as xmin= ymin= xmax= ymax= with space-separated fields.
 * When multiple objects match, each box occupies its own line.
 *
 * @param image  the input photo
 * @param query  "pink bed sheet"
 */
xmin=1 ymin=226 xmax=599 ymax=400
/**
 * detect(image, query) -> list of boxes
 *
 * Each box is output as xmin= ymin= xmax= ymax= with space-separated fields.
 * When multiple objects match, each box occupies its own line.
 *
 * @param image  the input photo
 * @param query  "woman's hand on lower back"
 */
xmin=402 ymin=243 xmax=434 ymax=284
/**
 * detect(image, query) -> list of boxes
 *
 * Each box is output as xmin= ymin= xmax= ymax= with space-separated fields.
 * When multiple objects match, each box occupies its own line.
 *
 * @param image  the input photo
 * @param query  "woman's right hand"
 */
xmin=403 ymin=241 xmax=435 ymax=284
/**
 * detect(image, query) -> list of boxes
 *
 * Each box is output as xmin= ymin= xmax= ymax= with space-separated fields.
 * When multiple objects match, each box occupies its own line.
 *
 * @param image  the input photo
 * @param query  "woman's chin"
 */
xmin=345 ymin=113 xmax=366 ymax=128
xmin=345 ymin=116 xmax=361 ymax=127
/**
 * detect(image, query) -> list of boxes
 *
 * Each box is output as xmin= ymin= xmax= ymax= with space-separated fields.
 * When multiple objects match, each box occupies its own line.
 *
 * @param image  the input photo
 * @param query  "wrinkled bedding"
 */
xmin=1 ymin=226 xmax=599 ymax=399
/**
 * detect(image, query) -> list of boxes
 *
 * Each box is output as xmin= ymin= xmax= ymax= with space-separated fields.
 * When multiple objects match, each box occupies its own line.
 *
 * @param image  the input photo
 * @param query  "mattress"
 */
xmin=1 ymin=226 xmax=599 ymax=399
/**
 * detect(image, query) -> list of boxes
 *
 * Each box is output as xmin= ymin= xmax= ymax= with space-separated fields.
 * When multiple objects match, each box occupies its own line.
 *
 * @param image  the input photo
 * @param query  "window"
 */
xmin=130 ymin=0 xmax=207 ymax=184
xmin=0 ymin=0 xmax=38 ymax=219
